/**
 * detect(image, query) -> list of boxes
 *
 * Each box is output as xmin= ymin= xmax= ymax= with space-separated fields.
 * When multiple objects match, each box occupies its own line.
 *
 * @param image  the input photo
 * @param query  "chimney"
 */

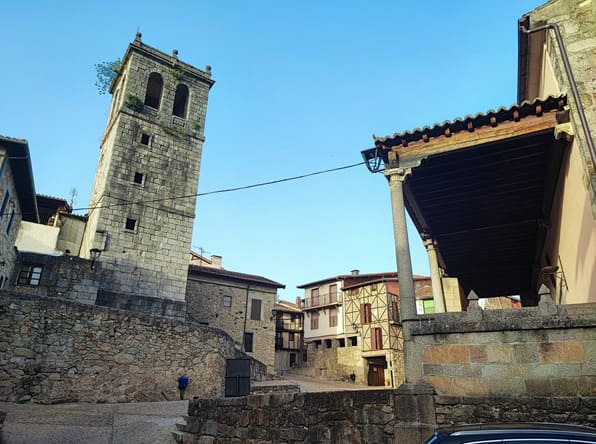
xmin=351 ymin=269 xmax=360 ymax=275
xmin=296 ymin=297 xmax=302 ymax=308
xmin=211 ymin=255 xmax=222 ymax=269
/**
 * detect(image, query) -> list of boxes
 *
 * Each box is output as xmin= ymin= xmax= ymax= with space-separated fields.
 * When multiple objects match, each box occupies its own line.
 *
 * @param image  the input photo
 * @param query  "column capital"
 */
xmin=384 ymin=167 xmax=412 ymax=182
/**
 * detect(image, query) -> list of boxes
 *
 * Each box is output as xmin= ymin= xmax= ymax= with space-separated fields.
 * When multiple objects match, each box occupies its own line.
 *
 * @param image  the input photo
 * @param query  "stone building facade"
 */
xmin=186 ymin=261 xmax=284 ymax=372
xmin=80 ymin=33 xmax=214 ymax=309
xmin=0 ymin=136 xmax=39 ymax=289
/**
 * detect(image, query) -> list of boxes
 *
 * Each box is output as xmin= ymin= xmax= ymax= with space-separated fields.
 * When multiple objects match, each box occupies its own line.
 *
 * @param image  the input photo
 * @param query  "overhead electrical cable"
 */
xmin=2 ymin=161 xmax=366 ymax=217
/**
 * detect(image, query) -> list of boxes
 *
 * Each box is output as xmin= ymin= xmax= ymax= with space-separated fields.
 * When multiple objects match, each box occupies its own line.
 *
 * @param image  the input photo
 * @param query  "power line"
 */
xmin=2 ymin=161 xmax=366 ymax=217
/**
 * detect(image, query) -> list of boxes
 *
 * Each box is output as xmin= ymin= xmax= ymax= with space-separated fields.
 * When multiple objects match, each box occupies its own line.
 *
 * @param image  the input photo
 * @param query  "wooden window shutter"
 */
xmin=250 ymin=299 xmax=262 ymax=320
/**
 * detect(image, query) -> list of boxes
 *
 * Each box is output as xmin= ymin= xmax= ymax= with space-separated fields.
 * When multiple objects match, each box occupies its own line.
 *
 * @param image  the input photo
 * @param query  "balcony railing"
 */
xmin=275 ymin=339 xmax=301 ymax=350
xmin=276 ymin=320 xmax=302 ymax=331
xmin=303 ymin=292 xmax=342 ymax=309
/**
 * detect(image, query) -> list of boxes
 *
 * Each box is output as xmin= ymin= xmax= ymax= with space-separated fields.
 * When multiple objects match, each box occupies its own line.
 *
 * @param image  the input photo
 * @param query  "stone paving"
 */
xmin=0 ymin=375 xmax=387 ymax=443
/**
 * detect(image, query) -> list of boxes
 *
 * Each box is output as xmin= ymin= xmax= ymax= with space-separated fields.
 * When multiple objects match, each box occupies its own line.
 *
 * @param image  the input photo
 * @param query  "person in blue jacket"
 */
xmin=177 ymin=374 xmax=189 ymax=400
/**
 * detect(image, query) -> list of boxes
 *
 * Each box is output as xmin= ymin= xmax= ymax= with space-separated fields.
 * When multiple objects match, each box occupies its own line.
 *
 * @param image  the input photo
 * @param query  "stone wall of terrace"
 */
xmin=405 ymin=297 xmax=596 ymax=398
xmin=0 ymin=291 xmax=265 ymax=404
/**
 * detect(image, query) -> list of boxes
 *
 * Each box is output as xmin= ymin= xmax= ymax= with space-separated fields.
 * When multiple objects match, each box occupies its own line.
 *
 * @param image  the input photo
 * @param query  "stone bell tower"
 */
xmin=81 ymin=33 xmax=214 ymax=315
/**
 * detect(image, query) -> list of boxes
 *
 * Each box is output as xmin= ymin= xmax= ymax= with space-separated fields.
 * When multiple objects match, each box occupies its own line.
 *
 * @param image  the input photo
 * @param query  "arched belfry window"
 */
xmin=172 ymin=84 xmax=189 ymax=118
xmin=144 ymin=72 xmax=163 ymax=109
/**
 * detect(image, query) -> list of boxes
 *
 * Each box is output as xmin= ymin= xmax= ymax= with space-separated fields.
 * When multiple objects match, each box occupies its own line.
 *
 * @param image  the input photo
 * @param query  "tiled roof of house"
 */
xmin=275 ymin=300 xmax=302 ymax=313
xmin=373 ymin=95 xmax=566 ymax=148
xmin=298 ymin=272 xmax=429 ymax=289
xmin=188 ymin=264 xmax=285 ymax=288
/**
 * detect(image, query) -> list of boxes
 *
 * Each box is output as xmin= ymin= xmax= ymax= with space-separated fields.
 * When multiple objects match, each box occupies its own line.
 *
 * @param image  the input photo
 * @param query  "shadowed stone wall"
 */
xmin=178 ymin=390 xmax=397 ymax=444
xmin=0 ymin=291 xmax=264 ymax=404
xmin=176 ymin=383 xmax=595 ymax=443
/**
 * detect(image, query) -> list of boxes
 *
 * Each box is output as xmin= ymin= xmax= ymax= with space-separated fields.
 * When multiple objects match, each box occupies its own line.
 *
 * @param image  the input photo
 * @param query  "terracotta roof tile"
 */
xmin=373 ymin=95 xmax=566 ymax=148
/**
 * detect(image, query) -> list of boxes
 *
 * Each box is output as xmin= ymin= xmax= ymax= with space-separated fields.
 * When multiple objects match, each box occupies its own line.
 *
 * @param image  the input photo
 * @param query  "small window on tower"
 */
xmin=140 ymin=133 xmax=150 ymax=145
xmin=125 ymin=218 xmax=137 ymax=231
xmin=133 ymin=172 xmax=145 ymax=185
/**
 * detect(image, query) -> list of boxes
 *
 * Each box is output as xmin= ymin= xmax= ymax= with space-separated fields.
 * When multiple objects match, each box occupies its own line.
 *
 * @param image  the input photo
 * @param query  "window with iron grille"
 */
xmin=18 ymin=264 xmax=43 ymax=286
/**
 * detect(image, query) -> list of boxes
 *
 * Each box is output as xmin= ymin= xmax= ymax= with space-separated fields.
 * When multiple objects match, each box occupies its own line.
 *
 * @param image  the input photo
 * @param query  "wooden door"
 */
xmin=367 ymin=363 xmax=385 ymax=386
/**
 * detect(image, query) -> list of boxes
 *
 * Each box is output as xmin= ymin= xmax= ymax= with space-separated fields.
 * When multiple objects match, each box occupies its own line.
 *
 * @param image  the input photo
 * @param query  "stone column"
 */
xmin=385 ymin=167 xmax=417 ymax=332
xmin=423 ymin=237 xmax=446 ymax=313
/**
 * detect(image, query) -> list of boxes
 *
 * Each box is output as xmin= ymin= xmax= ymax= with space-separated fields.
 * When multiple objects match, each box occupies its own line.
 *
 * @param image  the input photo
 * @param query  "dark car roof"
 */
xmin=426 ymin=423 xmax=596 ymax=443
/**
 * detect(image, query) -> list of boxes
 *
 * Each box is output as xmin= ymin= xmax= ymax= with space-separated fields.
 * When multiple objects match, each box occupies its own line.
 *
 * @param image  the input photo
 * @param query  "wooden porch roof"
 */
xmin=365 ymin=95 xmax=571 ymax=298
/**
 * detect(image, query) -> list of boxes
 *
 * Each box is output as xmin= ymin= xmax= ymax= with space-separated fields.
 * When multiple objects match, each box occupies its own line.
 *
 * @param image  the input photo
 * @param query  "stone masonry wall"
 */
xmin=405 ymin=300 xmax=596 ymax=398
xmin=0 ymin=291 xmax=264 ymax=404
xmin=434 ymin=394 xmax=596 ymax=428
xmin=298 ymin=342 xmax=366 ymax=385
xmin=80 ymin=37 xmax=212 ymax=302
xmin=11 ymin=252 xmax=100 ymax=304
xmin=179 ymin=390 xmax=396 ymax=444
xmin=186 ymin=276 xmax=277 ymax=370
xmin=177 ymin=385 xmax=596 ymax=443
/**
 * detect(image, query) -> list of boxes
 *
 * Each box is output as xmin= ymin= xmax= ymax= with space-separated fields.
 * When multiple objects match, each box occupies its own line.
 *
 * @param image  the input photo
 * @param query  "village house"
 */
xmin=185 ymin=255 xmax=284 ymax=372
xmin=297 ymin=271 xmax=434 ymax=386
xmin=273 ymin=298 xmax=304 ymax=372
xmin=0 ymin=136 xmax=38 ymax=289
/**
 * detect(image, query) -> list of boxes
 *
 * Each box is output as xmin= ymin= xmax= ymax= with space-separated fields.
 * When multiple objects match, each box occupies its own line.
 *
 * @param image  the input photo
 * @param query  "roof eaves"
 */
xmin=188 ymin=264 xmax=285 ymax=288
xmin=373 ymin=95 xmax=566 ymax=149
xmin=0 ymin=135 xmax=39 ymax=223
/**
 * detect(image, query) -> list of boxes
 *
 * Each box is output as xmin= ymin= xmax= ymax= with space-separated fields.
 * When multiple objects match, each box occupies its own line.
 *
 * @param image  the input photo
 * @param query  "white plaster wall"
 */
xmin=16 ymin=221 xmax=59 ymax=255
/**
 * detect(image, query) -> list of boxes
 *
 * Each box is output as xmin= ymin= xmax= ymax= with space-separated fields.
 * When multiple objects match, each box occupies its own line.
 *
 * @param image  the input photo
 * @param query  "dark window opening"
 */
xmin=18 ymin=265 xmax=43 ymax=286
xmin=314 ymin=340 xmax=322 ymax=349
xmin=349 ymin=336 xmax=358 ymax=346
xmin=144 ymin=72 xmax=163 ymax=109
xmin=172 ymin=84 xmax=189 ymax=118
xmin=338 ymin=338 xmax=345 ymax=348
xmin=325 ymin=339 xmax=332 ymax=349
xmin=125 ymin=218 xmax=137 ymax=231
xmin=289 ymin=332 xmax=295 ymax=342
xmin=250 ymin=299 xmax=262 ymax=320
xmin=133 ymin=172 xmax=145 ymax=184
xmin=140 ymin=133 xmax=150 ymax=145
xmin=243 ymin=332 xmax=253 ymax=352
xmin=360 ymin=303 xmax=372 ymax=324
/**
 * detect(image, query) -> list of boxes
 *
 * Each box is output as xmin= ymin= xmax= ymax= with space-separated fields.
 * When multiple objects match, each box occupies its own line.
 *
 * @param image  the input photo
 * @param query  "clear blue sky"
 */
xmin=2 ymin=1 xmax=544 ymax=301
